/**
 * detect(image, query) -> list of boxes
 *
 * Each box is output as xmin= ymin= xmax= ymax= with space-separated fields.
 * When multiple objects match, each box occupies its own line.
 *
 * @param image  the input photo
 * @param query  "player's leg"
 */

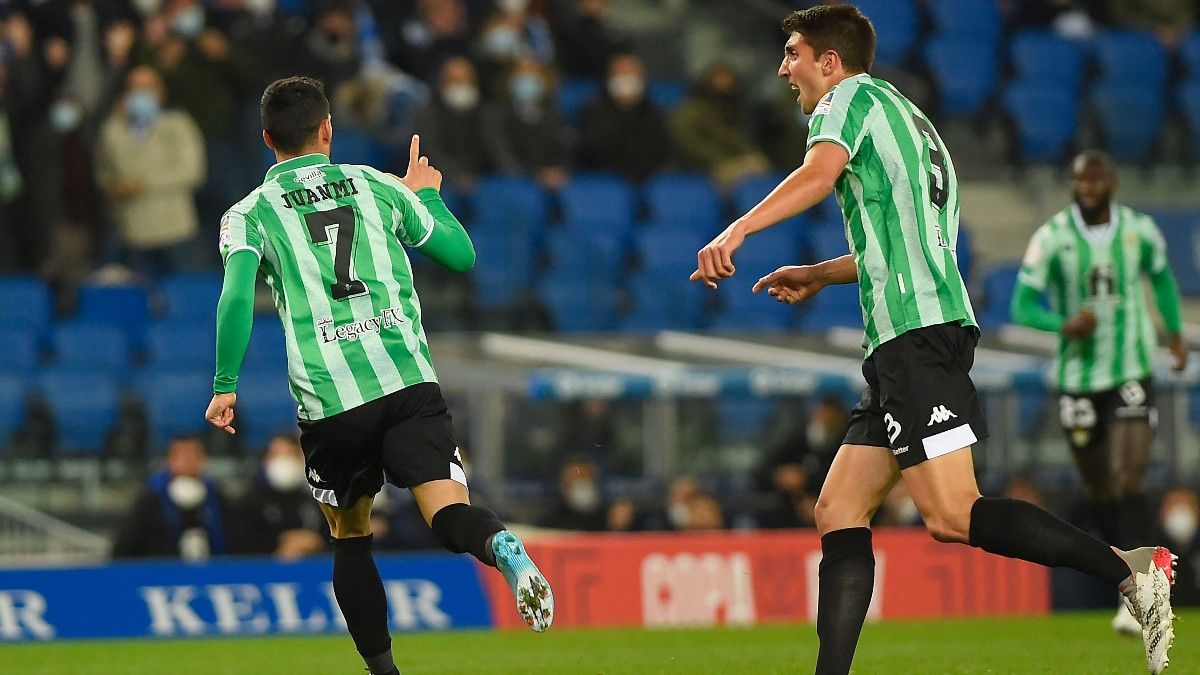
xmin=1111 ymin=417 xmax=1154 ymax=548
xmin=811 ymin=441 xmax=899 ymax=675
xmin=384 ymin=383 xmax=552 ymax=632
xmin=1063 ymin=392 xmax=1125 ymax=547
xmin=301 ymin=406 xmax=399 ymax=675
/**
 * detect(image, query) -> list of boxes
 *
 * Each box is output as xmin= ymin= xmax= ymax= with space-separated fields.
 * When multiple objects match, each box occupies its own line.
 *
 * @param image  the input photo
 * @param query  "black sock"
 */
xmin=815 ymin=527 xmax=874 ymax=675
xmin=330 ymin=535 xmax=393 ymax=672
xmin=430 ymin=503 xmax=504 ymax=567
xmin=1091 ymin=498 xmax=1122 ymax=548
xmin=1117 ymin=493 xmax=1149 ymax=550
xmin=969 ymin=497 xmax=1130 ymax=586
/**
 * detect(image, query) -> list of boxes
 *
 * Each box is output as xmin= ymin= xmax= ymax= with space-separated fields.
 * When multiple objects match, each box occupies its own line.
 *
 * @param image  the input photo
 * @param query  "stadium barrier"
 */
xmin=0 ymin=530 xmax=1048 ymax=642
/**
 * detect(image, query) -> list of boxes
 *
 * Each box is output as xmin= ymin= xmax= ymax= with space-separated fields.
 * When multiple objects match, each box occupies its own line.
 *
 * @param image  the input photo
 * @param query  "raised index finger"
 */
xmin=409 ymin=134 xmax=421 ymax=167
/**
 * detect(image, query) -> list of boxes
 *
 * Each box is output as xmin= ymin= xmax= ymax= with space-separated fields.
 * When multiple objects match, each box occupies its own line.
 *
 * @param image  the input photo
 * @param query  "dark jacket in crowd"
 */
xmin=578 ymin=93 xmax=670 ymax=182
xmin=112 ymin=470 xmax=229 ymax=559
xmin=226 ymin=474 xmax=328 ymax=556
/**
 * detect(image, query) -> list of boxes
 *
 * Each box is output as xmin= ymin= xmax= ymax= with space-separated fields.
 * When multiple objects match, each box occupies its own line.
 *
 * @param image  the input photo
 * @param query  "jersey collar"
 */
xmin=264 ymin=153 xmax=330 ymax=182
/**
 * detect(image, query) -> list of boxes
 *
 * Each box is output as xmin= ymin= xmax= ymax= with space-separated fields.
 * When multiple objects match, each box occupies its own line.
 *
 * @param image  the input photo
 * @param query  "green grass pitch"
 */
xmin=2 ymin=611 xmax=1196 ymax=674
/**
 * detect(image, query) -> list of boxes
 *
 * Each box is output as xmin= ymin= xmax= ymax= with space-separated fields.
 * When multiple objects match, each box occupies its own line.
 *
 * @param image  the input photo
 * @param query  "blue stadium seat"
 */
xmin=1002 ymin=80 xmax=1078 ymax=163
xmin=1093 ymin=30 xmax=1167 ymax=87
xmin=468 ymin=175 xmax=549 ymax=229
xmin=1009 ymin=30 xmax=1086 ymax=94
xmin=77 ymin=283 xmax=150 ymax=349
xmin=140 ymin=368 xmax=212 ymax=450
xmin=924 ymin=35 xmax=999 ymax=115
xmin=244 ymin=317 xmax=288 ymax=370
xmin=643 ymin=172 xmax=722 ymax=227
xmin=798 ymin=282 xmax=862 ymax=330
xmin=731 ymin=172 xmax=786 ymax=214
xmin=956 ymin=224 xmax=975 ymax=285
xmin=1183 ymin=31 xmax=1200 ymax=75
xmin=635 ymin=224 xmax=710 ymax=277
xmin=52 ymin=322 xmax=130 ymax=369
xmin=734 ymin=222 xmax=804 ymax=279
xmin=619 ymin=271 xmax=705 ymax=331
xmin=0 ymin=375 xmax=27 ymax=447
xmin=809 ymin=223 xmax=848 ymax=261
xmin=469 ymin=223 xmax=535 ymax=310
xmin=647 ymin=80 xmax=688 ymax=111
xmin=928 ymin=0 xmax=1003 ymax=45
xmin=853 ymin=0 xmax=919 ymax=66
xmin=560 ymin=173 xmax=636 ymax=226
xmin=707 ymin=301 xmax=791 ymax=332
xmin=160 ymin=273 xmax=223 ymax=320
xmin=1092 ymin=80 xmax=1164 ymax=163
xmin=557 ymin=78 xmax=601 ymax=125
xmin=537 ymin=275 xmax=616 ymax=332
xmin=543 ymin=229 xmax=626 ymax=279
xmin=0 ymin=276 xmax=52 ymax=340
xmin=333 ymin=128 xmax=394 ymax=169
xmin=234 ymin=368 xmax=299 ymax=448
xmin=978 ymin=263 xmax=1021 ymax=328
xmin=1150 ymin=211 xmax=1200 ymax=296
xmin=1178 ymin=80 xmax=1200 ymax=159
xmin=715 ymin=397 xmax=775 ymax=443
xmin=146 ymin=319 xmax=215 ymax=370
xmin=2 ymin=328 xmax=40 ymax=374
xmin=38 ymin=366 xmax=119 ymax=454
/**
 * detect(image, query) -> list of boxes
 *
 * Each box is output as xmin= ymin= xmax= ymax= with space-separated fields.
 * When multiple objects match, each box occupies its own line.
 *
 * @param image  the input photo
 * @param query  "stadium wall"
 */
xmin=0 ymin=530 xmax=1048 ymax=642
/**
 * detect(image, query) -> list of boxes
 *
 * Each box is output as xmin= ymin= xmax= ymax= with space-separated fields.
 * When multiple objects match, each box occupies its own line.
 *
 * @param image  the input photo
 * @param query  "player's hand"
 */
xmin=400 ymin=134 xmax=442 ymax=193
xmin=1061 ymin=309 xmax=1096 ymax=339
xmin=1169 ymin=333 xmax=1189 ymax=371
xmin=205 ymin=392 xmax=237 ymax=435
xmin=690 ymin=225 xmax=746 ymax=289
xmin=752 ymin=265 xmax=824 ymax=304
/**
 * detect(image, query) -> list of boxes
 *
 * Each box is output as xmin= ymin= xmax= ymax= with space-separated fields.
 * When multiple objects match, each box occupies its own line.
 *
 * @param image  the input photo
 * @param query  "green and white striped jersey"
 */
xmin=807 ymin=73 xmax=976 ymax=356
xmin=1017 ymin=203 xmax=1169 ymax=394
xmin=219 ymin=153 xmax=439 ymax=420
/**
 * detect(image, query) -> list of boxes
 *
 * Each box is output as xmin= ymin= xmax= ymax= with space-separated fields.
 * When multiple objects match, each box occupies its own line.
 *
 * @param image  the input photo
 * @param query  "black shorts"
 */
xmin=843 ymin=322 xmax=989 ymax=470
xmin=298 ymin=382 xmax=466 ymax=508
xmin=1059 ymin=379 xmax=1156 ymax=453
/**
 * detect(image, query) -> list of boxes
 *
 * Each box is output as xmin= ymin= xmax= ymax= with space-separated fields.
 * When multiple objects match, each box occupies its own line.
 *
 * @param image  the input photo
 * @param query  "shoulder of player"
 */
xmin=340 ymin=164 xmax=411 ymax=194
xmin=1115 ymin=203 xmax=1156 ymax=230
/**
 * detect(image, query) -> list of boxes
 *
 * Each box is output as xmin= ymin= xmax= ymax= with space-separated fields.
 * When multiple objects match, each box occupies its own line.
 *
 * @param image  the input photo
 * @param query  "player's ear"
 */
xmin=262 ymin=129 xmax=275 ymax=151
xmin=320 ymin=115 xmax=333 ymax=143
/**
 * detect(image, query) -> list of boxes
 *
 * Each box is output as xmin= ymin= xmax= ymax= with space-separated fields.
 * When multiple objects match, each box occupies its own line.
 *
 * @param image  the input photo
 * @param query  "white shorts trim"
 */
xmin=449 ymin=462 xmax=468 ymax=488
xmin=922 ymin=423 xmax=978 ymax=460
xmin=311 ymin=486 xmax=338 ymax=507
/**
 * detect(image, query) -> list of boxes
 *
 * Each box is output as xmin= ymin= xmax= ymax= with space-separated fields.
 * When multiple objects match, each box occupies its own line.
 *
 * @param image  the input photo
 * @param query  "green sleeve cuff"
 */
xmin=213 ymin=250 xmax=258 ymax=393
xmin=1010 ymin=280 xmax=1064 ymax=333
xmin=1151 ymin=268 xmax=1183 ymax=335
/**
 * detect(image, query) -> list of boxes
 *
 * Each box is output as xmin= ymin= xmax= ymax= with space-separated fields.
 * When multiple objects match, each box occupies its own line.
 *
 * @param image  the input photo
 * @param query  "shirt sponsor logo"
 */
xmin=317 ymin=307 xmax=406 ymax=344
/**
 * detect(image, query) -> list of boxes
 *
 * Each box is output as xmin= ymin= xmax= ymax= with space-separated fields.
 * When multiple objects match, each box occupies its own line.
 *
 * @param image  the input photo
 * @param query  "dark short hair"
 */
xmin=782 ymin=4 xmax=875 ymax=74
xmin=260 ymin=76 xmax=330 ymax=154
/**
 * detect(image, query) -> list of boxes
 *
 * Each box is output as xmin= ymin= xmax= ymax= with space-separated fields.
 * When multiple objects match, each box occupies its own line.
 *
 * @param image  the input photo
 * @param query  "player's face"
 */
xmin=1070 ymin=159 xmax=1115 ymax=213
xmin=779 ymin=32 xmax=824 ymax=114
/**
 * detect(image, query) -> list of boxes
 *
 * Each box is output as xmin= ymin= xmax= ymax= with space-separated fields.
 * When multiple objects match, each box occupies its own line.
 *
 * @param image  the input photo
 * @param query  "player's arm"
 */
xmin=1149 ymin=262 xmax=1186 ymax=371
xmin=692 ymin=141 xmax=848 ymax=288
xmin=207 ymin=209 xmax=264 ymax=435
xmin=389 ymin=135 xmax=476 ymax=273
xmin=752 ymin=255 xmax=857 ymax=304
xmin=411 ymin=187 xmax=475 ymax=273
xmin=1009 ymin=279 xmax=1064 ymax=333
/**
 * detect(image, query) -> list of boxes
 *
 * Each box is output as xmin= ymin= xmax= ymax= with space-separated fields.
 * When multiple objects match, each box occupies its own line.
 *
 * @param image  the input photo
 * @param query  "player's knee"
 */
xmin=813 ymin=497 xmax=868 ymax=535
xmin=923 ymin=514 xmax=969 ymax=544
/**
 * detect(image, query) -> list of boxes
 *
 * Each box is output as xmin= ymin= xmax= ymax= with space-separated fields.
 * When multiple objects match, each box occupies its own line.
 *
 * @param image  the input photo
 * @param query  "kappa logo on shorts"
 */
xmin=307 ymin=467 xmax=323 ymax=484
xmin=927 ymin=405 xmax=957 ymax=426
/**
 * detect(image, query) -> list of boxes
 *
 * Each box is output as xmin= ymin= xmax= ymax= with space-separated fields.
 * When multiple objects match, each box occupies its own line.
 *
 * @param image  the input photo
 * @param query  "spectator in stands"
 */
xmin=557 ymin=397 xmax=618 ymax=471
xmin=1156 ymin=486 xmax=1199 ymax=606
xmin=296 ymin=0 xmax=362 ymax=92
xmin=546 ymin=0 xmax=625 ymax=78
xmin=682 ymin=491 xmax=725 ymax=530
xmin=370 ymin=484 xmax=443 ymax=552
xmin=482 ymin=56 xmax=569 ymax=189
xmin=1108 ymin=0 xmax=1194 ymax=48
xmin=227 ymin=433 xmax=327 ymax=559
xmin=95 ymin=65 xmax=206 ymax=278
xmin=113 ymin=435 xmax=230 ymax=560
xmin=382 ymin=0 xmax=471 ymax=84
xmin=669 ymin=63 xmax=770 ymax=190
xmin=755 ymin=83 xmax=810 ymax=172
xmin=758 ymin=462 xmax=817 ymax=529
xmin=476 ymin=0 xmax=554 ymax=95
xmin=606 ymin=497 xmax=638 ymax=531
xmin=416 ymin=56 xmax=492 ymax=192
xmin=0 ymin=62 xmax=24 ymax=273
xmin=652 ymin=475 xmax=701 ymax=531
xmin=756 ymin=395 xmax=846 ymax=495
xmin=538 ymin=456 xmax=608 ymax=531
xmin=578 ymin=52 xmax=671 ymax=182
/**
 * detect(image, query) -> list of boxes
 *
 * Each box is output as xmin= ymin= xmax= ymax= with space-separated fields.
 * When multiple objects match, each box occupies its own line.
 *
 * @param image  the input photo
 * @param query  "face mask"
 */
xmin=806 ymin=421 xmax=833 ymax=449
xmin=566 ymin=481 xmax=600 ymax=512
xmin=667 ymin=502 xmax=690 ymax=529
xmin=497 ymin=0 xmax=528 ymax=15
xmin=244 ymin=0 xmax=275 ymax=18
xmin=178 ymin=527 xmax=211 ymax=561
xmin=126 ymin=90 xmax=160 ymax=125
xmin=49 ymin=101 xmax=82 ymax=133
xmin=1163 ymin=507 xmax=1198 ymax=546
xmin=170 ymin=5 xmax=205 ymax=39
xmin=132 ymin=0 xmax=161 ymax=16
xmin=265 ymin=456 xmax=307 ymax=491
xmin=167 ymin=475 xmax=207 ymax=510
xmin=510 ymin=73 xmax=543 ymax=104
xmin=482 ymin=25 xmax=520 ymax=57
xmin=442 ymin=83 xmax=479 ymax=111
xmin=607 ymin=74 xmax=644 ymax=102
